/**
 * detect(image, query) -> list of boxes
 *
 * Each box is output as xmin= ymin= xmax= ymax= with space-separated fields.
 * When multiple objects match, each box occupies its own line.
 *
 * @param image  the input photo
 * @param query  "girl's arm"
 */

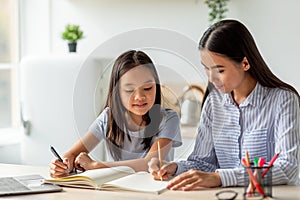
xmin=75 ymin=108 xmax=180 ymax=172
xmin=76 ymin=137 xmax=173 ymax=172
xmin=49 ymin=131 xmax=100 ymax=177
xmin=63 ymin=131 xmax=100 ymax=159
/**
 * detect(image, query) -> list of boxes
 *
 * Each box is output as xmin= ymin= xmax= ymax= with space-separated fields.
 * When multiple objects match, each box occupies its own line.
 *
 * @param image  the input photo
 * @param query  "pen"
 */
xmin=50 ymin=145 xmax=63 ymax=162
xmin=242 ymin=158 xmax=266 ymax=196
xmin=258 ymin=158 xmax=266 ymax=168
xmin=262 ymin=151 xmax=281 ymax=178
xmin=157 ymin=141 xmax=163 ymax=181
xmin=246 ymin=157 xmax=267 ymax=196
xmin=50 ymin=146 xmax=76 ymax=173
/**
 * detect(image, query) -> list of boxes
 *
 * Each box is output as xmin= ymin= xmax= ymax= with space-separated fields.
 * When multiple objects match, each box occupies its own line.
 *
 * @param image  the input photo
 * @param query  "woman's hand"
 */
xmin=148 ymin=157 xmax=178 ymax=181
xmin=167 ymin=169 xmax=222 ymax=191
xmin=74 ymin=152 xmax=99 ymax=170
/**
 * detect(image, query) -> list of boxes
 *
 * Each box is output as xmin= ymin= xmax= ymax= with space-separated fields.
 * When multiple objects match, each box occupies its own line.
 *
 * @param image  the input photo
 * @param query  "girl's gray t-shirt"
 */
xmin=89 ymin=107 xmax=182 ymax=161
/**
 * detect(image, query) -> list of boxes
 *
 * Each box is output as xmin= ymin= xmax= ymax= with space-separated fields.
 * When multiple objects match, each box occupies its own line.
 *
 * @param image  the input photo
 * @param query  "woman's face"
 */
xmin=119 ymin=65 xmax=157 ymax=120
xmin=200 ymin=49 xmax=249 ymax=94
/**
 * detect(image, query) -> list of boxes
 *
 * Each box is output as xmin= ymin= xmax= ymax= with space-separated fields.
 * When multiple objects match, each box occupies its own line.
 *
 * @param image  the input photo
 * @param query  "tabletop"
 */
xmin=0 ymin=163 xmax=299 ymax=200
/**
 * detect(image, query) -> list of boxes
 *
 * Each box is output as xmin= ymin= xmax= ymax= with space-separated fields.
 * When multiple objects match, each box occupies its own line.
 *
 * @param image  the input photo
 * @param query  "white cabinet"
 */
xmin=20 ymin=54 xmax=109 ymax=165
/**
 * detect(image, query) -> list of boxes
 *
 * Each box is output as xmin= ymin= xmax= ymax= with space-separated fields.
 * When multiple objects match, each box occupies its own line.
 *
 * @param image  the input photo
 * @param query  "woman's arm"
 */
xmin=271 ymin=91 xmax=300 ymax=185
xmin=176 ymin=124 xmax=219 ymax=175
xmin=176 ymin=97 xmax=219 ymax=175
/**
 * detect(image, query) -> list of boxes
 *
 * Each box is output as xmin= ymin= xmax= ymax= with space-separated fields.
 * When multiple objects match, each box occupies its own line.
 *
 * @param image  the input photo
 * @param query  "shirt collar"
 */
xmin=223 ymin=82 xmax=267 ymax=107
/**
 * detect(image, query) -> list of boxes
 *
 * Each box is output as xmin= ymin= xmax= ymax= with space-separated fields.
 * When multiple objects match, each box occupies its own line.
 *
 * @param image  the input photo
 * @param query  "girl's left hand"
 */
xmin=167 ymin=169 xmax=222 ymax=191
xmin=74 ymin=152 xmax=97 ymax=170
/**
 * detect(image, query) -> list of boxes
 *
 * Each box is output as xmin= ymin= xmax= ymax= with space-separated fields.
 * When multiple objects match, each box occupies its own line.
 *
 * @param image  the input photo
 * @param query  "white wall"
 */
xmin=233 ymin=0 xmax=300 ymax=92
xmin=20 ymin=0 xmax=300 ymax=91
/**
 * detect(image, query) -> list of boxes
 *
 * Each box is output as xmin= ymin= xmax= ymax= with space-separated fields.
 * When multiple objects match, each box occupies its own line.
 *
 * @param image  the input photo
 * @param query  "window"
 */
xmin=0 ymin=0 xmax=19 ymax=129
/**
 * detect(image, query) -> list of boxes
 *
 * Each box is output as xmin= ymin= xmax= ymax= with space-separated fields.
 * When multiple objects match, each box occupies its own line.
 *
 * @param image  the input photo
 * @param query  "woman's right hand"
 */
xmin=49 ymin=154 xmax=75 ymax=178
xmin=148 ymin=157 xmax=178 ymax=181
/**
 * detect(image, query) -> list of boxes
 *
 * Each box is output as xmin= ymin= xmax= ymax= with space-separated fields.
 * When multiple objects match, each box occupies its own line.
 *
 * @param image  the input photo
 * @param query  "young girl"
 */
xmin=149 ymin=19 xmax=300 ymax=190
xmin=50 ymin=50 xmax=182 ymax=178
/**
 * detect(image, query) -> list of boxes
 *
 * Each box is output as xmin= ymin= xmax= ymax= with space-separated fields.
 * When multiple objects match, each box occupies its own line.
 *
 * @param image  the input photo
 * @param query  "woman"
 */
xmin=149 ymin=19 xmax=300 ymax=190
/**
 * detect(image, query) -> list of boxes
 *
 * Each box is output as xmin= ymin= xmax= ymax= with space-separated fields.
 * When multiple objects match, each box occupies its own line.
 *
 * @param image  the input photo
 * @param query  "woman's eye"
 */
xmin=144 ymin=86 xmax=153 ymax=91
xmin=218 ymin=70 xmax=225 ymax=73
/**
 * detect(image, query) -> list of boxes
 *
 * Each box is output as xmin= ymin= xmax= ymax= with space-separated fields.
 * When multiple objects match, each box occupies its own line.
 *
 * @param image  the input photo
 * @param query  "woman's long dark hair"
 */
xmin=105 ymin=50 xmax=162 ymax=160
xmin=199 ymin=19 xmax=300 ymax=105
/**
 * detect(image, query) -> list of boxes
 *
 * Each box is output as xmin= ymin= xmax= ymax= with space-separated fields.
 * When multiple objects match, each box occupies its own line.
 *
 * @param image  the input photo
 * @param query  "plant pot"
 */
xmin=68 ymin=42 xmax=77 ymax=53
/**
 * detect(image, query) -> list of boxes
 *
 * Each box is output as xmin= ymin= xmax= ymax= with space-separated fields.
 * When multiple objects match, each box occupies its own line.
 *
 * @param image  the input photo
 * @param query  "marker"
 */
xmin=242 ymin=158 xmax=266 ymax=196
xmin=258 ymin=158 xmax=266 ymax=167
xmin=246 ymin=157 xmax=267 ymax=196
xmin=262 ymin=151 xmax=281 ymax=177
xmin=253 ymin=157 xmax=259 ymax=167
xmin=258 ymin=157 xmax=266 ymax=188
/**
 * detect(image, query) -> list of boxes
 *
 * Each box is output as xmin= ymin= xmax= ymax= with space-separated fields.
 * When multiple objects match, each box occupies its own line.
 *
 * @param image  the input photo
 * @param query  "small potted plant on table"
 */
xmin=61 ymin=24 xmax=84 ymax=53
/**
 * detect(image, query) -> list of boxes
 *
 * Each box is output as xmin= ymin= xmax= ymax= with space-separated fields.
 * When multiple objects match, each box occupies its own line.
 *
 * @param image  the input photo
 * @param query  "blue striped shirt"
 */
xmin=176 ymin=83 xmax=300 ymax=187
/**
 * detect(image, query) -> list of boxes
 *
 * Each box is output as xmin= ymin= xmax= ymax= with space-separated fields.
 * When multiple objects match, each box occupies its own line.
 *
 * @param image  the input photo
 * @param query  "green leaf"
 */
xmin=61 ymin=24 xmax=84 ymax=42
xmin=205 ymin=0 xmax=230 ymax=24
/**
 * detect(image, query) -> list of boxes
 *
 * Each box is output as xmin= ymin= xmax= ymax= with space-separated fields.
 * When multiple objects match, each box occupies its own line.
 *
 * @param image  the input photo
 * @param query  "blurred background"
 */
xmin=0 ymin=0 xmax=299 ymax=165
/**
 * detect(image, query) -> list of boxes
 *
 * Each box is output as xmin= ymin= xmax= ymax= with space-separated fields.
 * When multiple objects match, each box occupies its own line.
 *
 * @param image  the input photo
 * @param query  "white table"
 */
xmin=0 ymin=163 xmax=299 ymax=200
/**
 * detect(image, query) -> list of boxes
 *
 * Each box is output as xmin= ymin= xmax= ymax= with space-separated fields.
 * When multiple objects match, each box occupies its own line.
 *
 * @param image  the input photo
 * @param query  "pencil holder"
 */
xmin=243 ymin=165 xmax=272 ymax=200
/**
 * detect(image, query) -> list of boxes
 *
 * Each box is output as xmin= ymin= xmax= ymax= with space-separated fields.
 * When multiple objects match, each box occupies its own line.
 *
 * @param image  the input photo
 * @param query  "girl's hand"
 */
xmin=148 ymin=157 xmax=177 ymax=181
xmin=167 ymin=169 xmax=222 ymax=191
xmin=74 ymin=152 xmax=98 ymax=170
xmin=49 ymin=156 xmax=74 ymax=178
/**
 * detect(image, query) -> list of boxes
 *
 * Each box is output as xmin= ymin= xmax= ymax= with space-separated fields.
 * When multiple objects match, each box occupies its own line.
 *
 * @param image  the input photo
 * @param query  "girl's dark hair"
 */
xmin=199 ymin=19 xmax=299 ymax=105
xmin=105 ymin=50 xmax=162 ymax=160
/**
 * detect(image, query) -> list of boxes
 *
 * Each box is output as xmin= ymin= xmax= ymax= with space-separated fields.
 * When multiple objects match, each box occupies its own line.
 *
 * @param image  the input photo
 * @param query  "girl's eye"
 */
xmin=144 ymin=86 xmax=153 ymax=91
xmin=218 ymin=70 xmax=225 ymax=73
xmin=125 ymin=90 xmax=134 ymax=93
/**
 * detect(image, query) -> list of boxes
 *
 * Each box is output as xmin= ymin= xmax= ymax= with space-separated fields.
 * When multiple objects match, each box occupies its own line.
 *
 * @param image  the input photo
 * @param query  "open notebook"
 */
xmin=0 ymin=174 xmax=62 ymax=196
xmin=44 ymin=166 xmax=168 ymax=194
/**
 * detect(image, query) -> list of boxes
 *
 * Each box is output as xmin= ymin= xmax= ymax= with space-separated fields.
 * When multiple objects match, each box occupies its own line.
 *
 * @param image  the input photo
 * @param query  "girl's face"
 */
xmin=119 ymin=65 xmax=157 ymax=121
xmin=200 ymin=49 xmax=250 ymax=94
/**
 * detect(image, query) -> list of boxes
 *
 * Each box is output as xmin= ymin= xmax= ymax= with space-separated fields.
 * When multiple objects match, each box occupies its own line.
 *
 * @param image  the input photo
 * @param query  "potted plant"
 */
xmin=205 ymin=0 xmax=230 ymax=24
xmin=61 ymin=24 xmax=84 ymax=53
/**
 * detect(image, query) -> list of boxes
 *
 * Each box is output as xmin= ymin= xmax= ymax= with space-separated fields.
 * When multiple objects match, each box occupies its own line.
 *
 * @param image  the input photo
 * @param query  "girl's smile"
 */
xmin=119 ymin=65 xmax=156 ymax=124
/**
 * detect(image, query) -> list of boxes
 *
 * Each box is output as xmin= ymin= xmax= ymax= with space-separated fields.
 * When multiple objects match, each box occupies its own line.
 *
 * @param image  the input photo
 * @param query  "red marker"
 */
xmin=262 ymin=151 xmax=281 ymax=178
